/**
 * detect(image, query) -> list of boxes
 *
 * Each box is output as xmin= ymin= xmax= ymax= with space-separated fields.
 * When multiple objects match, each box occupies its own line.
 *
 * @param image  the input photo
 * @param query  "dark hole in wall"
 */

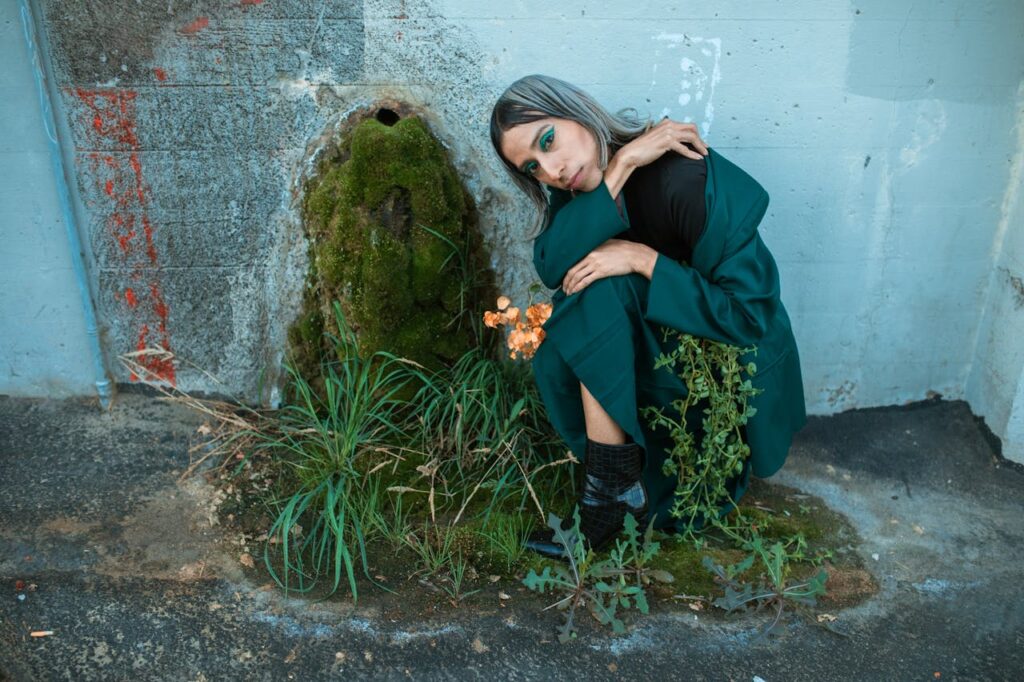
xmin=376 ymin=108 xmax=400 ymax=126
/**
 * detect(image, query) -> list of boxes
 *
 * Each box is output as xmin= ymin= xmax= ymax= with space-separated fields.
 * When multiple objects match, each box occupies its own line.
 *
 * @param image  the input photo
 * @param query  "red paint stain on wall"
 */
xmin=153 ymin=67 xmax=168 ymax=82
xmin=180 ymin=17 xmax=209 ymax=35
xmin=72 ymin=87 xmax=177 ymax=386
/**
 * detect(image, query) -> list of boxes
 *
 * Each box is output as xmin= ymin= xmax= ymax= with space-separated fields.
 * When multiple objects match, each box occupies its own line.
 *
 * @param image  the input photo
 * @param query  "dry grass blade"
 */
xmin=448 ymin=433 xmax=515 ymax=528
xmin=117 ymin=348 xmax=270 ymax=480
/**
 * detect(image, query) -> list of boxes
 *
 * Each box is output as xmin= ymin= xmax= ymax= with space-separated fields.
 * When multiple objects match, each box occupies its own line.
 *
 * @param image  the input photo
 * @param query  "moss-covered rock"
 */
xmin=291 ymin=114 xmax=498 ymax=388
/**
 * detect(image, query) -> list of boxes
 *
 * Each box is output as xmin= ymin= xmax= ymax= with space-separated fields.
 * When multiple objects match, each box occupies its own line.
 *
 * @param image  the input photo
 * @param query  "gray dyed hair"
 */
xmin=489 ymin=74 xmax=651 ymax=238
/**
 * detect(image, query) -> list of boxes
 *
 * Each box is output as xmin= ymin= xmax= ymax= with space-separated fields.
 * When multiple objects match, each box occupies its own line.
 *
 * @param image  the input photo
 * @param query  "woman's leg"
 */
xmin=579 ymin=380 xmax=627 ymax=444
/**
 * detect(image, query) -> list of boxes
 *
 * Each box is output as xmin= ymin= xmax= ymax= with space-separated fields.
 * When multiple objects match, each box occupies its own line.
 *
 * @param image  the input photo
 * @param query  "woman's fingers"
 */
xmin=563 ymin=264 xmax=586 ymax=293
xmin=565 ymin=264 xmax=597 ymax=295
xmin=672 ymin=140 xmax=705 ymax=161
xmin=658 ymin=119 xmax=708 ymax=155
xmin=674 ymin=124 xmax=708 ymax=155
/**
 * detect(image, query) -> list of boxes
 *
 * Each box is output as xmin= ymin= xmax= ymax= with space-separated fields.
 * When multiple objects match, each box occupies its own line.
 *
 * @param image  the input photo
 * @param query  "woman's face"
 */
xmin=499 ymin=116 xmax=602 ymax=193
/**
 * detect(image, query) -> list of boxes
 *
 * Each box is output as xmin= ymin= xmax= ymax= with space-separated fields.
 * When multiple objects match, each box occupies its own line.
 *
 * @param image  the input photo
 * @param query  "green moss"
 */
xmin=650 ymin=538 xmax=748 ymax=597
xmin=289 ymin=114 xmax=499 ymax=385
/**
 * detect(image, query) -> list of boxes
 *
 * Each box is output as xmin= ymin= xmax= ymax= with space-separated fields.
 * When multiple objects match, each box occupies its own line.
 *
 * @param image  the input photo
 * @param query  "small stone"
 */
xmin=871 ymin=553 xmax=880 ymax=561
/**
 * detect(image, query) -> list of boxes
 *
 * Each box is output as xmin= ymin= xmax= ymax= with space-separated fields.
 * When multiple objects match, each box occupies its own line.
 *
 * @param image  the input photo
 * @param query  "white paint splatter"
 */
xmin=649 ymin=34 xmax=722 ymax=137
xmin=899 ymin=100 xmax=947 ymax=168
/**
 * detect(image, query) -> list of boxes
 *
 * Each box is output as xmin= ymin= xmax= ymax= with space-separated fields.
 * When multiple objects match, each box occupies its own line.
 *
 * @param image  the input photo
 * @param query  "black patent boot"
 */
xmin=524 ymin=438 xmax=649 ymax=561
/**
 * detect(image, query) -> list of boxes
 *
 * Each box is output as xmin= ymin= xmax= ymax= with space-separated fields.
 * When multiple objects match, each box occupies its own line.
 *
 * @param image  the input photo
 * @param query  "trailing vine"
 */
xmin=641 ymin=327 xmax=760 ymax=539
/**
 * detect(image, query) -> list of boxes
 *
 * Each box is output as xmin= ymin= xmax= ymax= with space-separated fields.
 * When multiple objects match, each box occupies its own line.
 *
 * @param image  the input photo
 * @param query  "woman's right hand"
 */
xmin=618 ymin=118 xmax=709 ymax=168
xmin=600 ymin=118 xmax=709 ymax=199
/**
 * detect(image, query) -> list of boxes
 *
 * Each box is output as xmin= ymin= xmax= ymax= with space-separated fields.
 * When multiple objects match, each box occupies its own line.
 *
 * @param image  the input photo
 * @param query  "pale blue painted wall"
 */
xmin=0 ymin=2 xmax=93 ymax=397
xmin=1 ymin=0 xmax=1022 ymax=459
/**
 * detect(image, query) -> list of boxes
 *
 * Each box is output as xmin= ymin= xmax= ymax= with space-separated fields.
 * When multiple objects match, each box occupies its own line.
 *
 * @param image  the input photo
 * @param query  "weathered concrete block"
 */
xmin=39 ymin=1 xmax=364 ymax=87
xmin=97 ymin=265 xmax=275 ymax=396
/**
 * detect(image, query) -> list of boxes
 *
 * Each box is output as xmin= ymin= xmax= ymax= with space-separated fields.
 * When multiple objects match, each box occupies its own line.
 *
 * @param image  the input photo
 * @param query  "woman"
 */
xmin=489 ymin=74 xmax=807 ymax=559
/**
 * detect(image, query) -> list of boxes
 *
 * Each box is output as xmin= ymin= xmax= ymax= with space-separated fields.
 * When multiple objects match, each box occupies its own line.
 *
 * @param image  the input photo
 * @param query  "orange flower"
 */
xmin=526 ymin=302 xmax=552 ymax=327
xmin=483 ymin=295 xmax=552 ymax=360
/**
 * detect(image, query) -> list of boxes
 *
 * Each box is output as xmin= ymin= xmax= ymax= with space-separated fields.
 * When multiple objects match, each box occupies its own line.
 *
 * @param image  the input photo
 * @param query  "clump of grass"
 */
xmin=471 ymin=511 xmax=536 ymax=573
xmin=234 ymin=288 xmax=576 ymax=601
xmin=256 ymin=302 xmax=428 ymax=602
xmin=408 ymin=346 xmax=571 ymax=519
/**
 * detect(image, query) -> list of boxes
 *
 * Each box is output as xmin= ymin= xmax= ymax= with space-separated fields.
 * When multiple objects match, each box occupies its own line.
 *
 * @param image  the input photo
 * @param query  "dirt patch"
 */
xmin=89 ymin=476 xmax=244 ymax=584
xmin=820 ymin=563 xmax=878 ymax=608
xmin=40 ymin=517 xmax=102 ymax=535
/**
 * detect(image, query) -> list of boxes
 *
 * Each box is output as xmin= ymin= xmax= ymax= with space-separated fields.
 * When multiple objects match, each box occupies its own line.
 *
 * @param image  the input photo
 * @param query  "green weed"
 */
xmin=521 ymin=508 xmax=674 ymax=643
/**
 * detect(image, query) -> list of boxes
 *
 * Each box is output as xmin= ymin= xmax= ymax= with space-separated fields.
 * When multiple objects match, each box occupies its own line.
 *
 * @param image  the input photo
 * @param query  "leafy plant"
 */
xmin=521 ymin=507 xmax=674 ymax=642
xmin=638 ymin=327 xmax=832 ymax=638
xmin=641 ymin=329 xmax=761 ymax=537
xmin=701 ymin=536 xmax=828 ymax=640
xmin=608 ymin=512 xmax=675 ymax=588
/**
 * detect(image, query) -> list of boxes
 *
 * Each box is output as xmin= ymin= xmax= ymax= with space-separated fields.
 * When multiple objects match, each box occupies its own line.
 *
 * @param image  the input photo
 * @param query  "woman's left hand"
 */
xmin=562 ymin=239 xmax=654 ymax=295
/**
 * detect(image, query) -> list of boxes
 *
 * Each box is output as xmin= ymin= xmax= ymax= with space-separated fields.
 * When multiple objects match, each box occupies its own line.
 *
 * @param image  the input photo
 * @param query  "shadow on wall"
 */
xmin=845 ymin=0 xmax=1020 ymax=104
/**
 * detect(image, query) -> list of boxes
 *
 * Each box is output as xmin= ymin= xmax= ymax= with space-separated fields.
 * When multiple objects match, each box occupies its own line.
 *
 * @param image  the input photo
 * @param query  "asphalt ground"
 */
xmin=1 ymin=393 xmax=1022 ymax=681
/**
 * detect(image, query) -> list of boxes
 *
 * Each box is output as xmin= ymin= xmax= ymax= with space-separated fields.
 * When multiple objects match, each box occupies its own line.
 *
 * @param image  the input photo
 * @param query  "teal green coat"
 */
xmin=529 ymin=147 xmax=807 ymax=532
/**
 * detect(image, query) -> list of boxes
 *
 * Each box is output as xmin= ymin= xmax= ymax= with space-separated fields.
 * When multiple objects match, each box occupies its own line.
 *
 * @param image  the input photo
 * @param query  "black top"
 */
xmin=620 ymin=150 xmax=708 ymax=265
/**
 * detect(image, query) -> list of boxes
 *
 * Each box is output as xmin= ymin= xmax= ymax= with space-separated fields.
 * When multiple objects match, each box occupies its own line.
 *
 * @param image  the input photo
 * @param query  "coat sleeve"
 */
xmin=532 ymin=180 xmax=630 ymax=290
xmin=644 ymin=184 xmax=780 ymax=348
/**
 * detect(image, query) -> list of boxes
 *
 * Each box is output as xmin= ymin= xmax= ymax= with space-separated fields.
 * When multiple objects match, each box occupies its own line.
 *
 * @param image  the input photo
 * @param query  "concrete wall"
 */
xmin=0 ymin=1 xmax=94 ymax=397
xmin=3 ymin=0 xmax=1023 ymax=458
xmin=966 ymin=84 xmax=1024 ymax=462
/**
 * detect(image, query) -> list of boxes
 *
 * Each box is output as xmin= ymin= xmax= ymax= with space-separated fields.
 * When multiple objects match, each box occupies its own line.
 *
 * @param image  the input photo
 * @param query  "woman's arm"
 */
xmin=533 ymin=121 xmax=708 ymax=290
xmin=643 ymin=152 xmax=778 ymax=347
xmin=643 ymin=227 xmax=780 ymax=347
xmin=561 ymin=152 xmax=705 ymax=296
xmin=562 ymin=148 xmax=780 ymax=348
xmin=532 ymin=179 xmax=630 ymax=290
xmin=605 ymin=120 xmax=708 ymax=197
